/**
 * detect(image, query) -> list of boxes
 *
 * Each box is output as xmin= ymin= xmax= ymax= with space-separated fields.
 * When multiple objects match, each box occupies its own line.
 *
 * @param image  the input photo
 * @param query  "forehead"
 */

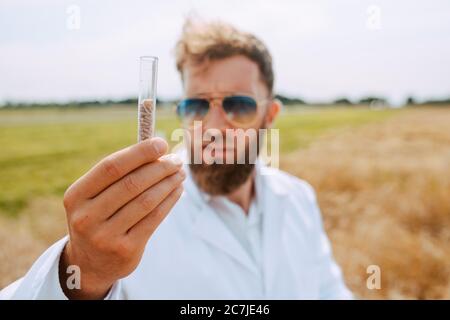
xmin=182 ymin=55 xmax=266 ymax=97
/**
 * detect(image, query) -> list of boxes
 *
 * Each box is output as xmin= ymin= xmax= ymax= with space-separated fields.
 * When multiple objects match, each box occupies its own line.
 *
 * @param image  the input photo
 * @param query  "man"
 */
xmin=0 ymin=20 xmax=352 ymax=299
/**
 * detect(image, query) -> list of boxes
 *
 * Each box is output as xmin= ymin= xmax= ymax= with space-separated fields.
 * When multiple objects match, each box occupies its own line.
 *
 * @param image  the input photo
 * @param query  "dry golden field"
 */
xmin=0 ymin=106 xmax=449 ymax=299
xmin=282 ymin=107 xmax=450 ymax=299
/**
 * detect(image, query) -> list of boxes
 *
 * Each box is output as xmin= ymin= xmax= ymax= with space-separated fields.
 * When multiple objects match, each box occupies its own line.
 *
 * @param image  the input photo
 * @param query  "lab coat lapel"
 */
xmin=184 ymin=166 xmax=258 ymax=275
xmin=193 ymin=205 xmax=258 ymax=274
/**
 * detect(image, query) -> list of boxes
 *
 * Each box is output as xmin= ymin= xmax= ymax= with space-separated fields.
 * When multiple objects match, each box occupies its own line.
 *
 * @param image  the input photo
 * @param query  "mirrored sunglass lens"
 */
xmin=177 ymin=99 xmax=209 ymax=122
xmin=223 ymin=96 xmax=257 ymax=124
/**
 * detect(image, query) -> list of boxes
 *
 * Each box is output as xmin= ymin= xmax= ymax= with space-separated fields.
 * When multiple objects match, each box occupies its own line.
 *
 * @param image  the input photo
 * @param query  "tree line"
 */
xmin=1 ymin=95 xmax=449 ymax=109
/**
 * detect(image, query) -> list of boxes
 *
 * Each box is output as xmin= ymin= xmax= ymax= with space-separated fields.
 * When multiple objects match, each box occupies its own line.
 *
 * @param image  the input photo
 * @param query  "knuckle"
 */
xmin=114 ymin=240 xmax=133 ymax=258
xmin=63 ymin=186 xmax=76 ymax=211
xmin=102 ymin=157 xmax=122 ymax=180
xmin=152 ymin=206 xmax=164 ymax=219
xmin=141 ymin=140 xmax=159 ymax=160
xmin=139 ymin=193 xmax=155 ymax=212
xmin=122 ymin=175 xmax=140 ymax=194
xmin=71 ymin=213 xmax=89 ymax=233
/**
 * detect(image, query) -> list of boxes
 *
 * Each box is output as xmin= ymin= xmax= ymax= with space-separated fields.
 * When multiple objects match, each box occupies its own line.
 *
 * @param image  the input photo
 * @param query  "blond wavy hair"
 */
xmin=175 ymin=19 xmax=274 ymax=96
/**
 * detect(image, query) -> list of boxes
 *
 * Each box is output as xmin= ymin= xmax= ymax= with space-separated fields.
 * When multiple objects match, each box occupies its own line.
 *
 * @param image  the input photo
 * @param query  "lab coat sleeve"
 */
xmin=0 ymin=236 xmax=124 ymax=300
xmin=299 ymin=180 xmax=354 ymax=300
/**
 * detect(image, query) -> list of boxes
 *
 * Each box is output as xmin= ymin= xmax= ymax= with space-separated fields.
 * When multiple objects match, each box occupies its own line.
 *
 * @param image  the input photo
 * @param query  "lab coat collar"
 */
xmin=183 ymin=163 xmax=258 ymax=274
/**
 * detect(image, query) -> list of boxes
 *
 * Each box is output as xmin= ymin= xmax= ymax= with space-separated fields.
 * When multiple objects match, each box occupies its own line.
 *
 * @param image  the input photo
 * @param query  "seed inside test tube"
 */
xmin=137 ymin=56 xmax=158 ymax=142
xmin=139 ymin=99 xmax=154 ymax=141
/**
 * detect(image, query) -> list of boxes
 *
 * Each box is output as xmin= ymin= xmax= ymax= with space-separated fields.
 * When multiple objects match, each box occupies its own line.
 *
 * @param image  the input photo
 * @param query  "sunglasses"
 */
xmin=176 ymin=95 xmax=268 ymax=127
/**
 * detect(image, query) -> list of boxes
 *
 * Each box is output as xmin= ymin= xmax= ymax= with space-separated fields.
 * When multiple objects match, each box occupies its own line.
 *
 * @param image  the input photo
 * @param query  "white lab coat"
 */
xmin=0 ymin=161 xmax=352 ymax=300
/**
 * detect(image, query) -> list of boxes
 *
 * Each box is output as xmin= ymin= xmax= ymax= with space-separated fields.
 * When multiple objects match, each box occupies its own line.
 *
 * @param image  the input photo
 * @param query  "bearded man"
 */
xmin=0 ymin=20 xmax=352 ymax=300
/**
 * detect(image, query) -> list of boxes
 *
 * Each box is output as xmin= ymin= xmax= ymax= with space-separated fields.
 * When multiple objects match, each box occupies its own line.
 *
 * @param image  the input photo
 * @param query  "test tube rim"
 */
xmin=140 ymin=55 xmax=158 ymax=62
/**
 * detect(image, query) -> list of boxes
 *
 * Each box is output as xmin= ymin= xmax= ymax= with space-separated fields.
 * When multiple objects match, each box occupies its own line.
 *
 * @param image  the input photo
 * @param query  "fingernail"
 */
xmin=165 ymin=153 xmax=183 ymax=166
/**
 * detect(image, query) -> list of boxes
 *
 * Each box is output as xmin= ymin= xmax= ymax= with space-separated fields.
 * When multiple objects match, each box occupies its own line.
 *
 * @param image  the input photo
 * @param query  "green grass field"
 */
xmin=0 ymin=105 xmax=397 ymax=217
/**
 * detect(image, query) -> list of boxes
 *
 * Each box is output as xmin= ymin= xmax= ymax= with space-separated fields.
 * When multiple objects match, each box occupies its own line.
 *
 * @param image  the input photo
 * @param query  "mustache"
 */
xmin=191 ymin=121 xmax=268 ymax=145
xmin=200 ymin=142 xmax=237 ymax=149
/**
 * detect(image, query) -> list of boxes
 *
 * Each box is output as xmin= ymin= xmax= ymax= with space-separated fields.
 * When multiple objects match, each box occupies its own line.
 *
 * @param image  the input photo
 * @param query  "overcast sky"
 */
xmin=1 ymin=0 xmax=449 ymax=105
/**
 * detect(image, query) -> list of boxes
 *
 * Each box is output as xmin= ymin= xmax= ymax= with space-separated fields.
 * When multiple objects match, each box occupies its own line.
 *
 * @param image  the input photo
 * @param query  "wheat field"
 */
xmin=0 ymin=106 xmax=449 ymax=299
xmin=282 ymin=107 xmax=450 ymax=299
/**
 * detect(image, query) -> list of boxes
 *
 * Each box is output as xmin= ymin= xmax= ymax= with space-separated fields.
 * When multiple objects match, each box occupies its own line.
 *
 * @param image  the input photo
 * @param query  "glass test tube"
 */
xmin=138 ymin=56 xmax=158 ymax=142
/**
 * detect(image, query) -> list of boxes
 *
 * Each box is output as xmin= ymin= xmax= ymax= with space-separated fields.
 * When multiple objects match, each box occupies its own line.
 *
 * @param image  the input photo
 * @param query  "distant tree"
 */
xmin=116 ymin=98 xmax=138 ymax=105
xmin=421 ymin=97 xmax=450 ymax=106
xmin=358 ymin=96 xmax=388 ymax=105
xmin=333 ymin=98 xmax=353 ymax=105
xmin=405 ymin=96 xmax=416 ymax=105
xmin=274 ymin=94 xmax=306 ymax=105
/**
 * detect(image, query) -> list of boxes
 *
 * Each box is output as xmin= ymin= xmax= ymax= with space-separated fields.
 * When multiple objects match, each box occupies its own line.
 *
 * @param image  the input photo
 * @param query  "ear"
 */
xmin=264 ymin=98 xmax=282 ymax=128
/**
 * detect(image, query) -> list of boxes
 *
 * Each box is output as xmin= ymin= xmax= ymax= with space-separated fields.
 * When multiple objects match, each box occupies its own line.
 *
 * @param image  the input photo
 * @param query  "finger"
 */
xmin=67 ymin=138 xmax=168 ymax=200
xmin=88 ymin=154 xmax=183 ymax=221
xmin=126 ymin=184 xmax=184 ymax=242
xmin=107 ymin=168 xmax=186 ymax=234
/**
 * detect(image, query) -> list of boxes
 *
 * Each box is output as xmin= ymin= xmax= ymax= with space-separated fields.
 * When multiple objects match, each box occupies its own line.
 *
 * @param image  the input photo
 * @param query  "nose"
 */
xmin=203 ymin=99 xmax=230 ymax=131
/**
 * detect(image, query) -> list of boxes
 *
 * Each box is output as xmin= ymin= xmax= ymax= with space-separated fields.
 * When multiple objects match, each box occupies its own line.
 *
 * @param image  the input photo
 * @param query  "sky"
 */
xmin=1 ymin=0 xmax=449 ymax=105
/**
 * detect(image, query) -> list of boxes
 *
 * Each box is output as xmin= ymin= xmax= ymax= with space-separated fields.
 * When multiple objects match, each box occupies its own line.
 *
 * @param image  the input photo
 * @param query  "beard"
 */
xmin=188 ymin=123 xmax=266 ymax=196
xmin=189 ymin=162 xmax=255 ymax=195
